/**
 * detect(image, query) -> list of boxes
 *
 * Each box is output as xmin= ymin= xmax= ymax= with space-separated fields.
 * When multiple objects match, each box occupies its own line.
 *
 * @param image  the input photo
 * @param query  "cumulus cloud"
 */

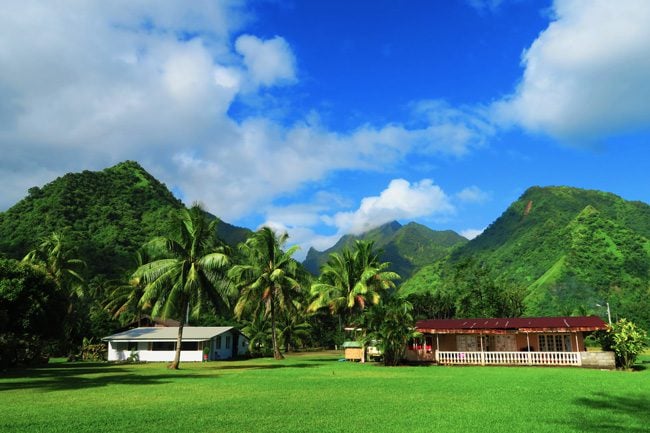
xmin=324 ymin=179 xmax=455 ymax=235
xmin=493 ymin=0 xmax=650 ymax=142
xmin=235 ymin=35 xmax=297 ymax=87
xmin=0 ymin=0 xmax=493 ymax=218
xmin=460 ymin=228 xmax=484 ymax=240
xmin=456 ymin=186 xmax=491 ymax=203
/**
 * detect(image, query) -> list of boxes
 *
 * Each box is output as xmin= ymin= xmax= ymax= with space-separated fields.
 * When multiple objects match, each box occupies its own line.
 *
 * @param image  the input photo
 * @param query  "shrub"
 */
xmin=599 ymin=318 xmax=648 ymax=370
xmin=80 ymin=337 xmax=107 ymax=361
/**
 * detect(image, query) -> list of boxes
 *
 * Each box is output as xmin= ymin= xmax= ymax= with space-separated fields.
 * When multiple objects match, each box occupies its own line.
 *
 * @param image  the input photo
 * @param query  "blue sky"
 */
xmin=1 ymin=0 xmax=649 ymax=258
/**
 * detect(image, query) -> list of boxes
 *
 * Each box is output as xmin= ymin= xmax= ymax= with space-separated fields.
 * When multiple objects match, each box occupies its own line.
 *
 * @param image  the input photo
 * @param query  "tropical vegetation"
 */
xmin=598 ymin=318 xmax=648 ymax=369
xmin=309 ymin=240 xmax=400 ymax=327
xmin=132 ymin=204 xmax=231 ymax=369
xmin=1 ymin=162 xmax=649 ymax=365
xmin=229 ymin=227 xmax=303 ymax=359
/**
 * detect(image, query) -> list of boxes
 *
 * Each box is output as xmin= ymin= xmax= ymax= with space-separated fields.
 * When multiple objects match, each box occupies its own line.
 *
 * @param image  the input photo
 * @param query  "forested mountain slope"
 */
xmin=303 ymin=221 xmax=467 ymax=279
xmin=403 ymin=186 xmax=650 ymax=328
xmin=0 ymin=161 xmax=250 ymax=278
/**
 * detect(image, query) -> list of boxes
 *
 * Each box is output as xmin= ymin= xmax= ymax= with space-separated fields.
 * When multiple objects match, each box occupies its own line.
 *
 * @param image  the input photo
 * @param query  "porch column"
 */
xmin=435 ymin=334 xmax=440 ymax=363
xmin=480 ymin=333 xmax=485 ymax=366
xmin=526 ymin=332 xmax=531 ymax=365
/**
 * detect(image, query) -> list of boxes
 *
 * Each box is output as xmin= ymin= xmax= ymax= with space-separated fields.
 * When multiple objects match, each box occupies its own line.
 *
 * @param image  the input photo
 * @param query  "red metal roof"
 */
xmin=416 ymin=316 xmax=608 ymax=334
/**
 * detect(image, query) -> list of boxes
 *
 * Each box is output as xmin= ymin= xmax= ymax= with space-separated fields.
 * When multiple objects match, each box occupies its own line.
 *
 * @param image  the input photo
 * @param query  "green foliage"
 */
xmin=80 ymin=338 xmax=107 ymax=361
xmin=0 ymin=161 xmax=186 ymax=279
xmin=599 ymin=319 xmax=648 ymax=369
xmin=362 ymin=294 xmax=419 ymax=366
xmin=241 ymin=313 xmax=272 ymax=357
xmin=405 ymin=291 xmax=456 ymax=321
xmin=309 ymin=240 xmax=400 ymax=326
xmin=133 ymin=204 xmax=231 ymax=369
xmin=229 ymin=227 xmax=303 ymax=360
xmin=277 ymin=306 xmax=311 ymax=352
xmin=21 ymin=232 xmax=90 ymax=354
xmin=439 ymin=258 xmax=526 ymax=318
xmin=0 ymin=258 xmax=67 ymax=368
xmin=304 ymin=221 xmax=466 ymax=279
xmin=404 ymin=186 xmax=650 ymax=328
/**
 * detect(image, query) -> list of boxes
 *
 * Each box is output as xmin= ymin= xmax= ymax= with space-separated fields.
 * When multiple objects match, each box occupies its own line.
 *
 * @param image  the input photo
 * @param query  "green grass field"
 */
xmin=1 ymin=352 xmax=649 ymax=433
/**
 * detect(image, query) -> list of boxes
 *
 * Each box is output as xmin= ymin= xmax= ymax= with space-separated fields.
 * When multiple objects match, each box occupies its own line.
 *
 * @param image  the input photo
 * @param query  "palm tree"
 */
xmin=229 ymin=227 xmax=302 ymax=360
xmin=132 ymin=205 xmax=230 ymax=369
xmin=22 ymin=232 xmax=87 ymax=355
xmin=103 ymin=278 xmax=146 ymax=324
xmin=362 ymin=293 xmax=419 ymax=366
xmin=309 ymin=240 xmax=399 ymax=327
xmin=278 ymin=303 xmax=311 ymax=353
xmin=241 ymin=312 xmax=272 ymax=357
xmin=22 ymin=232 xmax=86 ymax=300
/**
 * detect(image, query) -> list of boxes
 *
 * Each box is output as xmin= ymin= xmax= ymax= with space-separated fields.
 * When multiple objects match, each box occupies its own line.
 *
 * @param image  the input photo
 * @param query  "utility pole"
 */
xmin=596 ymin=302 xmax=612 ymax=325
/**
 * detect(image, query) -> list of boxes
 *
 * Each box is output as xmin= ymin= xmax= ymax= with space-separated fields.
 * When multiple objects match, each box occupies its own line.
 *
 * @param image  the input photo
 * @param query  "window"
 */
xmin=113 ymin=342 xmax=127 ymax=351
xmin=152 ymin=342 xmax=175 ymax=351
xmin=180 ymin=341 xmax=199 ymax=351
xmin=225 ymin=336 xmax=231 ymax=349
xmin=127 ymin=341 xmax=138 ymax=351
xmin=538 ymin=334 xmax=572 ymax=352
xmin=215 ymin=336 xmax=222 ymax=349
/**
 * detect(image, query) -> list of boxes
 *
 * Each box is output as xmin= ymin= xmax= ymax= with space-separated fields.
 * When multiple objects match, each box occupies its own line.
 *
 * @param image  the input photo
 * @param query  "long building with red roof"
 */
xmin=407 ymin=316 xmax=613 ymax=368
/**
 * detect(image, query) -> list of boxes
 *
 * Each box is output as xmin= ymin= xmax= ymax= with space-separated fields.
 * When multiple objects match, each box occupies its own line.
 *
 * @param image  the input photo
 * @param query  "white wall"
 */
xmin=107 ymin=332 xmax=249 ymax=362
xmin=107 ymin=341 xmax=202 ymax=362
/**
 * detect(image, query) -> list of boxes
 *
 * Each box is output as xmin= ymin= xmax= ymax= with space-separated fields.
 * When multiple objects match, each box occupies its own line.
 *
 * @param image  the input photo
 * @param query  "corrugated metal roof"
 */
xmin=416 ymin=316 xmax=607 ymax=333
xmin=102 ymin=326 xmax=238 ymax=341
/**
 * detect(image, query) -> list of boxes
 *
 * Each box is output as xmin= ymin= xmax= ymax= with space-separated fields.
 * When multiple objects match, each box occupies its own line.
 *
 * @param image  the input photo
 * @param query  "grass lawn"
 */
xmin=1 ymin=352 xmax=649 ymax=433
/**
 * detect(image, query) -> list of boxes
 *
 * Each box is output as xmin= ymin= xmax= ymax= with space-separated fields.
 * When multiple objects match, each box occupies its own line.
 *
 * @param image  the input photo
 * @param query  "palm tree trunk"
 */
xmin=270 ymin=298 xmax=284 ymax=360
xmin=169 ymin=300 xmax=187 ymax=369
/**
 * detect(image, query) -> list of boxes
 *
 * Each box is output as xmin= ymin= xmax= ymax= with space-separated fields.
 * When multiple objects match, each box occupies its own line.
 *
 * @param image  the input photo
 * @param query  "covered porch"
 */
xmin=407 ymin=316 xmax=613 ymax=368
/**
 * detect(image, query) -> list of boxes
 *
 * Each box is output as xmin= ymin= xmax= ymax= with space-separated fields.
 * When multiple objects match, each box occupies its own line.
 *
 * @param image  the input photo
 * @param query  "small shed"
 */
xmin=103 ymin=326 xmax=249 ymax=362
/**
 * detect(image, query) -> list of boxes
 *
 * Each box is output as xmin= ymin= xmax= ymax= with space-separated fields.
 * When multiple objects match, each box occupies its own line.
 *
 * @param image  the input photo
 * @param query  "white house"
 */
xmin=103 ymin=326 xmax=249 ymax=362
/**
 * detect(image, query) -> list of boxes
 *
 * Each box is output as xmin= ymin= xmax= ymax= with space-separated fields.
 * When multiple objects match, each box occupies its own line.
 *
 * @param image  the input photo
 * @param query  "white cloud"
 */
xmin=460 ymin=228 xmax=484 ymax=240
xmin=410 ymin=100 xmax=495 ymax=156
xmin=0 ymin=0 xmax=491 ymax=224
xmin=235 ymin=34 xmax=296 ymax=87
xmin=493 ymin=0 xmax=650 ymax=142
xmin=456 ymin=186 xmax=491 ymax=203
xmin=325 ymin=179 xmax=455 ymax=235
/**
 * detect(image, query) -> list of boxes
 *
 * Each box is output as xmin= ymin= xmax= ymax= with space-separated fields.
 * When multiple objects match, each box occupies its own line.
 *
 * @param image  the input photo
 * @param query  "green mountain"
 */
xmin=404 ymin=186 xmax=650 ymax=328
xmin=0 ymin=161 xmax=250 ymax=278
xmin=303 ymin=221 xmax=467 ymax=279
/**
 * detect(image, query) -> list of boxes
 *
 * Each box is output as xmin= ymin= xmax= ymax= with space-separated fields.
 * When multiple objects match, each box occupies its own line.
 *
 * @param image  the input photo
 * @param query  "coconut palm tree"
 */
xmin=362 ymin=293 xmax=419 ymax=366
xmin=22 ymin=232 xmax=87 ymax=355
xmin=309 ymin=240 xmax=399 ymax=327
xmin=229 ymin=227 xmax=301 ymax=360
xmin=278 ymin=303 xmax=311 ymax=353
xmin=132 ymin=205 xmax=230 ymax=369
xmin=22 ymin=232 xmax=86 ymax=299
xmin=241 ymin=312 xmax=272 ymax=357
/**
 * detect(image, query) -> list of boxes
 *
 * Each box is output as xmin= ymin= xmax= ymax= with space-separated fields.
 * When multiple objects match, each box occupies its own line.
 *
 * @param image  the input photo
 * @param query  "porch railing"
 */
xmin=436 ymin=351 xmax=581 ymax=366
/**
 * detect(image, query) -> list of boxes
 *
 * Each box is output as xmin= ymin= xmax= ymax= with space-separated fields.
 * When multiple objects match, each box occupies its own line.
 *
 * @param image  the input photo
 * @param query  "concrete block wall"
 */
xmin=580 ymin=351 xmax=616 ymax=369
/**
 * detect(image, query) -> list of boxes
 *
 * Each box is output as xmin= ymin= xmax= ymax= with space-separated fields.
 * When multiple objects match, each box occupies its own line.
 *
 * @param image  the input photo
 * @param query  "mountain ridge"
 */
xmin=303 ymin=220 xmax=467 ymax=279
xmin=0 ymin=161 xmax=250 ymax=278
xmin=403 ymin=185 xmax=650 ymax=329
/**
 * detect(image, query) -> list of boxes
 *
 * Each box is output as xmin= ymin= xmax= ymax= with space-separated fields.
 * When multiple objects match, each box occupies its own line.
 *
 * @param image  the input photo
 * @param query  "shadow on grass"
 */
xmin=0 ymin=363 xmax=197 ymax=392
xmin=208 ymin=362 xmax=324 ymax=371
xmin=569 ymin=392 xmax=650 ymax=433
